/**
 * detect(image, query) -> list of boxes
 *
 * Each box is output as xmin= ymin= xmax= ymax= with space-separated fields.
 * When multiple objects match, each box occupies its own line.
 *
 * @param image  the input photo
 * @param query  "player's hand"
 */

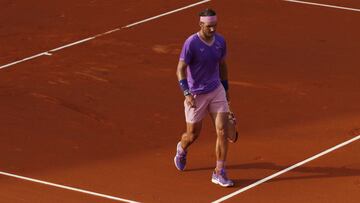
xmin=185 ymin=95 xmax=196 ymax=108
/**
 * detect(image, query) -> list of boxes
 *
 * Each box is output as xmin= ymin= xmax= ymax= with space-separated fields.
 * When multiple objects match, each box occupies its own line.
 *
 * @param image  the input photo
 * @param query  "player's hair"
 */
xmin=199 ymin=8 xmax=216 ymax=16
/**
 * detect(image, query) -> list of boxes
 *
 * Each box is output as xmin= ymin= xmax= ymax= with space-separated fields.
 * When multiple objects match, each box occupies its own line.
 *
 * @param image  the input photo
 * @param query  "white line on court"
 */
xmin=0 ymin=52 xmax=52 ymax=70
xmin=0 ymin=171 xmax=140 ymax=203
xmin=212 ymin=134 xmax=360 ymax=203
xmin=0 ymin=0 xmax=211 ymax=70
xmin=49 ymin=37 xmax=95 ymax=52
xmin=122 ymin=0 xmax=211 ymax=28
xmin=283 ymin=0 xmax=360 ymax=12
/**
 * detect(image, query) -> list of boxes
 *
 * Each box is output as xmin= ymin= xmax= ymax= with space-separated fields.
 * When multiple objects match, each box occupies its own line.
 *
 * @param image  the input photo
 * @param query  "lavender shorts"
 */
xmin=184 ymin=85 xmax=229 ymax=123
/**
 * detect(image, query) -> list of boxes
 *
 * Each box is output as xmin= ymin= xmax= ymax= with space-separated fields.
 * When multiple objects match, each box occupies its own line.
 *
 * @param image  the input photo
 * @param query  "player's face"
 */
xmin=200 ymin=21 xmax=217 ymax=38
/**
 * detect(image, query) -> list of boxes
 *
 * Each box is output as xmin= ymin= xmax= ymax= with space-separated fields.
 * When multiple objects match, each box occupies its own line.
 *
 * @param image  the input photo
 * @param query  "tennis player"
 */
xmin=174 ymin=8 xmax=234 ymax=187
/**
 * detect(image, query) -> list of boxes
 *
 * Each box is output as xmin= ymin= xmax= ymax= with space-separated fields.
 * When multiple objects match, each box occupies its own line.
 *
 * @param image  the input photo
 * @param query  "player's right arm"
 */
xmin=176 ymin=60 xmax=187 ymax=81
xmin=177 ymin=60 xmax=196 ymax=108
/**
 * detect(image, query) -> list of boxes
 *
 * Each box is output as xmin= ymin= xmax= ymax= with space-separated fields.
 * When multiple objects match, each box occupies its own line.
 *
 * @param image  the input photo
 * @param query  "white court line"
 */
xmin=0 ymin=171 xmax=140 ymax=203
xmin=212 ymin=134 xmax=360 ymax=203
xmin=283 ymin=0 xmax=360 ymax=12
xmin=122 ymin=0 xmax=211 ymax=28
xmin=0 ymin=52 xmax=52 ymax=69
xmin=49 ymin=37 xmax=95 ymax=52
xmin=0 ymin=0 xmax=211 ymax=70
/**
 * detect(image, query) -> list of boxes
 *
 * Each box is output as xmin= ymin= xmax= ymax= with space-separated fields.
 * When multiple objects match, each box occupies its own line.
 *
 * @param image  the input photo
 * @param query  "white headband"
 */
xmin=200 ymin=16 xmax=217 ymax=23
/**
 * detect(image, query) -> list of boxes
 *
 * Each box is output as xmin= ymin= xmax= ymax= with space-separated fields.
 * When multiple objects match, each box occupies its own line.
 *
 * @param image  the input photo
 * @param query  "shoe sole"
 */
xmin=211 ymin=178 xmax=234 ymax=187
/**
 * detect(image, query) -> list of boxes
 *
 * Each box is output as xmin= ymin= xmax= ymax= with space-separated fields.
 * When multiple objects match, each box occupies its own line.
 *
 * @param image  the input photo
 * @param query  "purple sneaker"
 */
xmin=174 ymin=142 xmax=187 ymax=171
xmin=211 ymin=169 xmax=234 ymax=187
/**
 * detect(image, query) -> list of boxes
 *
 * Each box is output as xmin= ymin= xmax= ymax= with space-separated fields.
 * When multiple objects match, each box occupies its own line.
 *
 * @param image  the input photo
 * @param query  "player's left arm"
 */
xmin=219 ymin=59 xmax=230 ymax=102
xmin=219 ymin=59 xmax=228 ymax=80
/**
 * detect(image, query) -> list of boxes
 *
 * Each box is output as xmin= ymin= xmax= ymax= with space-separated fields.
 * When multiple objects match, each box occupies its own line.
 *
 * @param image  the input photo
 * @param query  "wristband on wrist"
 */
xmin=221 ymin=80 xmax=229 ymax=91
xmin=179 ymin=79 xmax=189 ymax=91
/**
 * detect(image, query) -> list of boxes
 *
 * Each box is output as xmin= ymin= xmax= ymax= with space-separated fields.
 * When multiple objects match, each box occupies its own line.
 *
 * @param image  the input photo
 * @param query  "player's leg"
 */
xmin=174 ymin=121 xmax=202 ymax=171
xmin=174 ymin=94 xmax=207 ymax=171
xmin=209 ymin=86 xmax=234 ymax=187
xmin=210 ymin=111 xmax=234 ymax=187
xmin=210 ymin=112 xmax=229 ymax=169
xmin=180 ymin=121 xmax=202 ymax=150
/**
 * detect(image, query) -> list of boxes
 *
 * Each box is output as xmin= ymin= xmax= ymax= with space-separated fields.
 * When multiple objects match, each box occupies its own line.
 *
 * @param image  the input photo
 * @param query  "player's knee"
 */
xmin=185 ymin=122 xmax=201 ymax=143
xmin=216 ymin=128 xmax=226 ymax=138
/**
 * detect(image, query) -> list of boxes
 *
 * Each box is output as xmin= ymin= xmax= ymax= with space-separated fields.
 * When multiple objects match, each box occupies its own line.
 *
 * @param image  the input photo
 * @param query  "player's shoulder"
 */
xmin=215 ymin=33 xmax=226 ymax=43
xmin=184 ymin=33 xmax=199 ymax=44
xmin=182 ymin=33 xmax=199 ymax=50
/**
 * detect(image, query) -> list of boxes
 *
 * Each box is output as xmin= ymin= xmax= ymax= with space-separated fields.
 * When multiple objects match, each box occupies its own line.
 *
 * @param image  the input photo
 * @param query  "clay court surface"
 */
xmin=0 ymin=0 xmax=360 ymax=202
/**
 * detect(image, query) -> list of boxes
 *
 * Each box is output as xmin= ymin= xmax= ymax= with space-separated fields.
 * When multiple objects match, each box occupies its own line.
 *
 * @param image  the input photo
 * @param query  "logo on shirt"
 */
xmin=200 ymin=48 xmax=205 ymax=52
xmin=215 ymin=41 xmax=222 ymax=50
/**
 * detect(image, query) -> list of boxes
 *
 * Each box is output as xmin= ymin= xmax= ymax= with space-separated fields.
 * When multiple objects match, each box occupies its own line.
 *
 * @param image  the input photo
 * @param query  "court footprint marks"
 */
xmin=74 ymin=68 xmax=109 ymax=82
xmin=75 ymin=71 xmax=109 ymax=82
xmin=29 ymin=92 xmax=108 ymax=124
xmin=48 ymin=77 xmax=71 ymax=85
xmin=152 ymin=44 xmax=181 ymax=55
